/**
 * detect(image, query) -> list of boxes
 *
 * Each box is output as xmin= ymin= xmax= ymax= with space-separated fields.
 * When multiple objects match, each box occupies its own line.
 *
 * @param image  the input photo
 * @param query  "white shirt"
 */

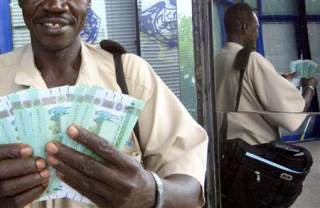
xmin=0 ymin=42 xmax=208 ymax=207
xmin=216 ymin=42 xmax=305 ymax=145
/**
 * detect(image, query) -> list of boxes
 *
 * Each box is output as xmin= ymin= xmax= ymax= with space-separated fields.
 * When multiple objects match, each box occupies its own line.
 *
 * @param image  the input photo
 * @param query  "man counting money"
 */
xmin=0 ymin=0 xmax=208 ymax=207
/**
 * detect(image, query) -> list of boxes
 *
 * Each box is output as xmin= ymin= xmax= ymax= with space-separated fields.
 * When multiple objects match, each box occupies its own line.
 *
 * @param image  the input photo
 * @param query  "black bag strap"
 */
xmin=220 ymin=47 xmax=254 ymax=154
xmin=99 ymin=40 xmax=141 ymax=147
xmin=233 ymin=47 xmax=255 ymax=111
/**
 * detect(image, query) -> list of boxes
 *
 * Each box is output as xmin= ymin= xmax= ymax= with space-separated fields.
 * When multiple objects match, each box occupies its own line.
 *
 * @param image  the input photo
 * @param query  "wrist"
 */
xmin=303 ymin=85 xmax=316 ymax=96
xmin=143 ymin=170 xmax=157 ymax=208
xmin=303 ymin=85 xmax=315 ymax=91
xmin=149 ymin=171 xmax=164 ymax=208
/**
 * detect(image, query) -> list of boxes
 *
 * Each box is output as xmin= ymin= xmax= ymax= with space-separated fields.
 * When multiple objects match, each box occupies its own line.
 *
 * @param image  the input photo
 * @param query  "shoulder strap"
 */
xmin=99 ymin=40 xmax=141 ymax=145
xmin=220 ymin=47 xmax=254 ymax=153
xmin=233 ymin=47 xmax=255 ymax=111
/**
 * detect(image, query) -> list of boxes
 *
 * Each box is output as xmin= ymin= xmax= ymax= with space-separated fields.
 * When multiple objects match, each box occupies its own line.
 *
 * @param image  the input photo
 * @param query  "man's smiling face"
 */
xmin=19 ymin=0 xmax=90 ymax=52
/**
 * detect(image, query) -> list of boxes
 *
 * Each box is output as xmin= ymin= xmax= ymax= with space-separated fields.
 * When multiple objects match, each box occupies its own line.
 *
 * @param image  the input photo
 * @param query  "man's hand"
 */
xmin=282 ymin=71 xmax=298 ymax=81
xmin=300 ymin=77 xmax=317 ymax=88
xmin=300 ymin=77 xmax=318 ymax=111
xmin=46 ymin=126 xmax=156 ymax=208
xmin=0 ymin=144 xmax=49 ymax=208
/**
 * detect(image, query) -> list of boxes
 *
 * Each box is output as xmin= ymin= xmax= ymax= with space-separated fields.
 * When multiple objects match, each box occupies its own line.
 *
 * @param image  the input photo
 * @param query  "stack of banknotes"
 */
xmin=290 ymin=59 xmax=319 ymax=78
xmin=0 ymin=85 xmax=145 ymax=202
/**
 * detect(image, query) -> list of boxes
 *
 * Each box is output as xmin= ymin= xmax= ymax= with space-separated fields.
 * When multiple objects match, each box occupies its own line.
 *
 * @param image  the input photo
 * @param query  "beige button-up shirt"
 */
xmin=0 ymin=42 xmax=208 ymax=208
xmin=216 ymin=42 xmax=305 ymax=145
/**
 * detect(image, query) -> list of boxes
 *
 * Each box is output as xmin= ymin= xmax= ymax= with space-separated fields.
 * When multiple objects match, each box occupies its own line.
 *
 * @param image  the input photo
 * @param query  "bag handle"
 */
xmin=270 ymin=141 xmax=313 ymax=171
xmin=99 ymin=40 xmax=142 ymax=148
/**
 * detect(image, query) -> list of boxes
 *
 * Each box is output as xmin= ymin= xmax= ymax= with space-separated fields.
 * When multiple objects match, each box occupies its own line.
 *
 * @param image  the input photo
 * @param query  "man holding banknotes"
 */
xmin=0 ymin=0 xmax=208 ymax=208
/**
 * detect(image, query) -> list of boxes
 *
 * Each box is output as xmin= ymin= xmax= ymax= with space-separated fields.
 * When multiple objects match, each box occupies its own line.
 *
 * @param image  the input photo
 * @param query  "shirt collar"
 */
xmin=14 ymin=44 xmax=47 ymax=89
xmin=14 ymin=41 xmax=99 ymax=89
xmin=225 ymin=42 xmax=244 ymax=51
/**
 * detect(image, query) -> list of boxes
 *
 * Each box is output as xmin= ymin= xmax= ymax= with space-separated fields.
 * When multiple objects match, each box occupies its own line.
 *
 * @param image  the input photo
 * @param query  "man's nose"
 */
xmin=43 ymin=0 xmax=69 ymax=12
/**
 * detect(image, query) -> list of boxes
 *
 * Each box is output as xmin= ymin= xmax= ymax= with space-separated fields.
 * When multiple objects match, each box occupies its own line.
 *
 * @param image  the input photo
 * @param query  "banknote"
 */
xmin=8 ymin=90 xmax=34 ymax=148
xmin=0 ymin=85 xmax=145 ymax=203
xmin=290 ymin=59 xmax=319 ymax=78
xmin=0 ymin=97 xmax=18 ymax=144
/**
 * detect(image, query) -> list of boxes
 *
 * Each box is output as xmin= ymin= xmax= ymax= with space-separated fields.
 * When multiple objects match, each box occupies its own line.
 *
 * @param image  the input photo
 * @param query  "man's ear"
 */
xmin=18 ymin=0 xmax=22 ymax=8
xmin=241 ymin=23 xmax=249 ymax=34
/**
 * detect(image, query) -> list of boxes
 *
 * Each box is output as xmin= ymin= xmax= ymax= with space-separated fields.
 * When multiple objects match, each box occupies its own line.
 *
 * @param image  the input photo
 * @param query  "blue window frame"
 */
xmin=0 ymin=0 xmax=13 ymax=54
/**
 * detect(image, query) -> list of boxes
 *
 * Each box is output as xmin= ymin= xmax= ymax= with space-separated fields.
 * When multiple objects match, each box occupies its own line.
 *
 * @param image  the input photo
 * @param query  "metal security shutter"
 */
xmin=138 ymin=0 xmax=181 ymax=98
xmin=10 ymin=0 xmax=109 ymax=48
xmin=308 ymin=23 xmax=320 ymax=64
xmin=10 ymin=0 xmax=30 ymax=48
xmin=262 ymin=23 xmax=298 ymax=73
xmin=9 ymin=0 xmax=137 ymax=51
xmin=105 ymin=0 xmax=139 ymax=54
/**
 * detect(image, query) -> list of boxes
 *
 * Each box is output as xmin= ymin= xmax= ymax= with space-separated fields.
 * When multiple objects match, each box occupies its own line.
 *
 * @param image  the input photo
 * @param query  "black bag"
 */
xmin=221 ymin=139 xmax=313 ymax=208
xmin=220 ymin=47 xmax=313 ymax=208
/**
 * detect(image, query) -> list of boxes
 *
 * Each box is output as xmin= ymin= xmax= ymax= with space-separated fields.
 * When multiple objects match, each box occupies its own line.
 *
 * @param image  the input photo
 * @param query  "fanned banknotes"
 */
xmin=0 ymin=85 xmax=145 ymax=203
xmin=290 ymin=59 xmax=319 ymax=78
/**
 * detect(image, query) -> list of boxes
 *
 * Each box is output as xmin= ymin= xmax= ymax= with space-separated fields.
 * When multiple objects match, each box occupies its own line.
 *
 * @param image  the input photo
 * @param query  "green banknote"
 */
xmin=8 ymin=90 xmax=34 ymax=149
xmin=0 ymin=97 xmax=18 ymax=144
xmin=0 ymin=85 xmax=145 ymax=203
xmin=290 ymin=59 xmax=319 ymax=78
xmin=86 ymin=88 xmax=145 ymax=150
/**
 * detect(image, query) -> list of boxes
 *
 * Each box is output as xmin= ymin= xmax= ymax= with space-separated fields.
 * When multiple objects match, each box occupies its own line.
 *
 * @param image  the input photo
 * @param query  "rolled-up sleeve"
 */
xmin=250 ymin=53 xmax=306 ymax=132
xmin=123 ymin=54 xmax=208 ymax=204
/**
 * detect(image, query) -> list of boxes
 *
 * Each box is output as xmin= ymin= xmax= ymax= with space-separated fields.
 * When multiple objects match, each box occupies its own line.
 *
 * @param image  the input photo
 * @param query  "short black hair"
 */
xmin=224 ymin=3 xmax=255 ymax=35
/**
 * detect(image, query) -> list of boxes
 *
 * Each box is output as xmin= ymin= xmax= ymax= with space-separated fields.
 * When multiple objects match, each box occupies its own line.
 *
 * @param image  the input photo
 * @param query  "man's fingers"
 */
xmin=289 ymin=71 xmax=298 ymax=77
xmin=0 ymin=144 xmax=32 ymax=159
xmin=66 ymin=125 xmax=130 ymax=166
xmin=0 ymin=170 xmax=49 ymax=198
xmin=0 ymin=158 xmax=46 ymax=180
xmin=59 ymin=172 xmax=108 ymax=207
xmin=2 ymin=186 xmax=46 ymax=208
xmin=52 ymin=159 xmax=114 ymax=200
xmin=46 ymin=145 xmax=120 ymax=186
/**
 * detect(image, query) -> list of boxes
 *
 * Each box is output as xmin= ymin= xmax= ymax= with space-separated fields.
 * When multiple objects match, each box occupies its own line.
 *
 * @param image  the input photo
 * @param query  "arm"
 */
xmin=163 ymin=175 xmax=201 ymax=208
xmin=300 ymin=77 xmax=317 ymax=112
xmin=46 ymin=53 xmax=207 ymax=207
xmin=46 ymin=126 xmax=201 ymax=208
xmin=250 ymin=53 xmax=306 ymax=131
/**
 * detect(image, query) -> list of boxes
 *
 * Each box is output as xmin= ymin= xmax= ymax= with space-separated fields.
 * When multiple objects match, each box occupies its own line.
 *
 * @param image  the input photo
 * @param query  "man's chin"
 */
xmin=42 ymin=43 xmax=71 ymax=52
xmin=33 ymin=38 xmax=80 ymax=53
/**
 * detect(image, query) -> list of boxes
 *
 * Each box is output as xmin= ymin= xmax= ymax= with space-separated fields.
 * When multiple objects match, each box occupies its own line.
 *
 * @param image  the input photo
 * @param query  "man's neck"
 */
xmin=227 ymin=35 xmax=244 ymax=47
xmin=31 ymin=39 xmax=82 ymax=88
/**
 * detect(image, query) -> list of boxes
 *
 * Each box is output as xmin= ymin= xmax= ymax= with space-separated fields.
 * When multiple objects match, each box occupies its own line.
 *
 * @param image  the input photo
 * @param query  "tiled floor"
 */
xmin=291 ymin=140 xmax=320 ymax=208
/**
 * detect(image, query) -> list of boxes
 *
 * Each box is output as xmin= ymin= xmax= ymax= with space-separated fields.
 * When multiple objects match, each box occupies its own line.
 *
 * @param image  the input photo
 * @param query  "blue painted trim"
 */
xmin=218 ymin=4 xmax=226 ymax=47
xmin=216 ymin=0 xmax=235 ymax=47
xmin=256 ymin=0 xmax=264 ymax=55
xmin=0 ymin=0 xmax=13 ymax=54
xmin=219 ymin=0 xmax=234 ymax=4
xmin=259 ymin=15 xmax=298 ymax=22
xmin=281 ymin=132 xmax=319 ymax=142
xmin=307 ymin=15 xmax=320 ymax=22
xmin=256 ymin=3 xmax=301 ymax=58
xmin=256 ymin=24 xmax=264 ymax=55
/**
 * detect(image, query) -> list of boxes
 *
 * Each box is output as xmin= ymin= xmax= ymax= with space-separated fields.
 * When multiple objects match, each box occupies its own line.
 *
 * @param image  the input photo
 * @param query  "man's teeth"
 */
xmin=44 ymin=23 xmax=62 ymax=28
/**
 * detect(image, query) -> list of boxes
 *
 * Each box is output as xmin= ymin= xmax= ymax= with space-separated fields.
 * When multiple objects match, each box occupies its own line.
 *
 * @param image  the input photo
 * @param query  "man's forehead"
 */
xmin=252 ymin=12 xmax=260 ymax=26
